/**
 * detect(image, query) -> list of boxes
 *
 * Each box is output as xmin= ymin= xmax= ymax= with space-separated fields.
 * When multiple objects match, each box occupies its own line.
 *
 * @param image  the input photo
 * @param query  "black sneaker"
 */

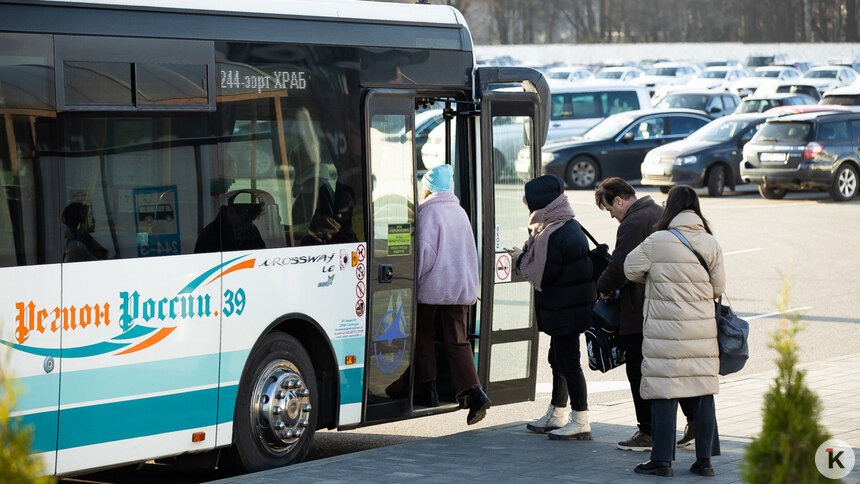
xmin=617 ymin=430 xmax=652 ymax=451
xmin=634 ymin=460 xmax=673 ymax=477
xmin=676 ymin=423 xmax=695 ymax=449
xmin=466 ymin=386 xmax=491 ymax=425
xmin=690 ymin=458 xmax=715 ymax=477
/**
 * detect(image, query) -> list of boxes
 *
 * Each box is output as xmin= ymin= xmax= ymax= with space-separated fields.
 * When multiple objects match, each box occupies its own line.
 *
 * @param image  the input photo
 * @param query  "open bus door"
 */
xmin=476 ymin=68 xmax=547 ymax=405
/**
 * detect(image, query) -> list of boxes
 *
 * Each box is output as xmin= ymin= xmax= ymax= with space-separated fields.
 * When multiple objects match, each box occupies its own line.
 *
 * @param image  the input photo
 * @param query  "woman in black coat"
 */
xmin=513 ymin=174 xmax=597 ymax=440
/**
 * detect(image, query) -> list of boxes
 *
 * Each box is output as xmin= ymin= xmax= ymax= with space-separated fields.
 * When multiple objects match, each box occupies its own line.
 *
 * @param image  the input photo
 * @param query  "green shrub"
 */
xmin=740 ymin=278 xmax=836 ymax=484
xmin=0 ymin=326 xmax=54 ymax=484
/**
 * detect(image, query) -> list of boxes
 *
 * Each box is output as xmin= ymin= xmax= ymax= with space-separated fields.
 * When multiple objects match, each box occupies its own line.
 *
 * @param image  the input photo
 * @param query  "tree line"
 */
xmin=399 ymin=0 xmax=859 ymax=44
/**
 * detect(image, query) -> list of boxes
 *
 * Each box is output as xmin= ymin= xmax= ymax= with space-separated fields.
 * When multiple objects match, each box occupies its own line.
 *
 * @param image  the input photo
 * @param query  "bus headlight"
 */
xmin=674 ymin=155 xmax=697 ymax=166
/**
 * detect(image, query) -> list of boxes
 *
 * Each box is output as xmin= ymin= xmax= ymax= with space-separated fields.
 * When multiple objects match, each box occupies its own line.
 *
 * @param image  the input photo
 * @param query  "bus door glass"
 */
xmin=363 ymin=91 xmax=417 ymax=422
xmin=478 ymin=91 xmax=541 ymax=405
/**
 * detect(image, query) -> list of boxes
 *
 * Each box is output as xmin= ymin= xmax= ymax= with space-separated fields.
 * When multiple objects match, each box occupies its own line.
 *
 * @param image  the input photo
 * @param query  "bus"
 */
xmin=0 ymin=0 xmax=549 ymax=476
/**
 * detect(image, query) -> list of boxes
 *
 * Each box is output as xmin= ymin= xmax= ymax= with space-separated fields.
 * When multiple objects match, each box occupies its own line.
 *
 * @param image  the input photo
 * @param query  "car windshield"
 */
xmin=548 ymin=71 xmax=572 ymax=80
xmin=805 ymin=69 xmax=838 ymax=79
xmin=754 ymin=121 xmax=813 ymax=143
xmin=821 ymin=94 xmax=860 ymax=105
xmin=702 ymin=71 xmax=728 ymax=79
xmin=737 ymin=99 xmax=785 ymax=113
xmin=688 ymin=118 xmax=753 ymax=142
xmin=757 ymin=70 xmax=781 ymax=78
xmin=747 ymin=56 xmax=773 ymax=67
xmin=596 ymin=71 xmax=623 ymax=79
xmin=582 ymin=111 xmax=640 ymax=140
xmin=646 ymin=67 xmax=678 ymax=76
xmin=655 ymin=94 xmax=709 ymax=111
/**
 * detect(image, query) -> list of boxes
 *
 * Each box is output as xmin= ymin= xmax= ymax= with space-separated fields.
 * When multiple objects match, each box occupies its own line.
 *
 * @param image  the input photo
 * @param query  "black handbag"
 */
xmin=585 ymin=325 xmax=626 ymax=373
xmin=668 ymin=229 xmax=750 ymax=376
xmin=591 ymin=297 xmax=621 ymax=333
xmin=580 ymin=225 xmax=611 ymax=283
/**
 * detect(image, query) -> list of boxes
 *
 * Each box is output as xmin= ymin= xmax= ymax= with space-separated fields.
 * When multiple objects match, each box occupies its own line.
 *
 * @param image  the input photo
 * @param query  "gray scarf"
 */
xmin=519 ymin=194 xmax=575 ymax=291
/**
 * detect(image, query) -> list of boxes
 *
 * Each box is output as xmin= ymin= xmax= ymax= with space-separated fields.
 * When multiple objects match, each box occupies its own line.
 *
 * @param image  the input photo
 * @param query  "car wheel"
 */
xmin=659 ymin=186 xmax=671 ymax=194
xmin=565 ymin=156 xmax=599 ymax=190
xmin=706 ymin=165 xmax=726 ymax=197
xmin=222 ymin=332 xmax=317 ymax=473
xmin=829 ymin=163 xmax=858 ymax=201
xmin=758 ymin=185 xmax=787 ymax=200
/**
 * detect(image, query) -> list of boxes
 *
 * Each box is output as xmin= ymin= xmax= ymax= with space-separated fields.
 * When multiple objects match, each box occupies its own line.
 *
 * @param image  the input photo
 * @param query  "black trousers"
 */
xmin=620 ymin=333 xmax=697 ymax=436
xmin=549 ymin=332 xmax=587 ymax=411
xmin=549 ymin=344 xmax=569 ymax=408
xmin=650 ymin=395 xmax=721 ymax=463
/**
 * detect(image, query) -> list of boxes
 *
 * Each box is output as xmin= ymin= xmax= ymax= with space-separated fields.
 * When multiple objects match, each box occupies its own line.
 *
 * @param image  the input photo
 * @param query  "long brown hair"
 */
xmin=654 ymin=185 xmax=712 ymax=234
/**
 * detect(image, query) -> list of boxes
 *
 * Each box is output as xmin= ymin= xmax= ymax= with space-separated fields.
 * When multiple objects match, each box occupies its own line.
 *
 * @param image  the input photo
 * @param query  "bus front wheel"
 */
xmin=224 ymin=332 xmax=318 ymax=473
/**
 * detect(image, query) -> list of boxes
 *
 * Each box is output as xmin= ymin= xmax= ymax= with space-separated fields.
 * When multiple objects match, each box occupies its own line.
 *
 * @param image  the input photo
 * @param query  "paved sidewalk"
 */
xmin=215 ymin=354 xmax=860 ymax=483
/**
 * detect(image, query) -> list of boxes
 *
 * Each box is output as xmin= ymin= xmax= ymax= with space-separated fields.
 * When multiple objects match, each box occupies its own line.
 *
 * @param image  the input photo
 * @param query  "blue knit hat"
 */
xmin=422 ymin=164 xmax=454 ymax=193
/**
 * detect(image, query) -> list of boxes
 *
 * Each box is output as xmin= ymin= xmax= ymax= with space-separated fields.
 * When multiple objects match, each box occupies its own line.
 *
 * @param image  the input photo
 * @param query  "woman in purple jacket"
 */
xmin=414 ymin=163 xmax=491 ymax=425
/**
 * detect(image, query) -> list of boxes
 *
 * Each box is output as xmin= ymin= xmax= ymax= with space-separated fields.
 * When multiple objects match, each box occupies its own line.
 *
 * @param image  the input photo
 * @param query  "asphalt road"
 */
xmin=62 ymin=184 xmax=860 ymax=483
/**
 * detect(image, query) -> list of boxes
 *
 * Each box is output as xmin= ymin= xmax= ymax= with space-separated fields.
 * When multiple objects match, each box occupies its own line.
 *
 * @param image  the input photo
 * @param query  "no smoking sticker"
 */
xmin=494 ymin=253 xmax=512 ymax=283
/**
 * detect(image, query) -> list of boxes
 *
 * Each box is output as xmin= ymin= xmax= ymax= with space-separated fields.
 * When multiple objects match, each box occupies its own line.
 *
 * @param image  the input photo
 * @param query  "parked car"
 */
xmin=802 ymin=66 xmax=859 ymax=93
xmin=755 ymin=81 xmax=822 ymax=101
xmin=704 ymin=59 xmax=744 ymax=69
xmin=654 ymin=90 xmax=740 ymax=118
xmin=641 ymin=113 xmax=769 ymax=196
xmin=740 ymin=110 xmax=860 ymax=201
xmin=589 ymin=66 xmax=645 ymax=83
xmin=729 ymin=66 xmax=803 ymax=98
xmin=734 ymin=93 xmax=818 ymax=113
xmin=545 ymin=66 xmax=593 ymax=84
xmin=745 ymin=54 xmax=789 ymax=68
xmin=684 ymin=66 xmax=749 ymax=91
xmin=632 ymin=62 xmax=701 ymax=97
xmin=546 ymin=84 xmax=652 ymax=141
xmin=820 ymin=86 xmax=860 ymax=105
xmin=528 ymin=108 xmax=712 ymax=189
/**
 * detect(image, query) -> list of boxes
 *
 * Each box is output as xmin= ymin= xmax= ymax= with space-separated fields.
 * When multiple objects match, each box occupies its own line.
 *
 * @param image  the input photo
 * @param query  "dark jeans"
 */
xmin=414 ymin=304 xmax=480 ymax=396
xmin=620 ymin=333 xmax=696 ymax=436
xmin=650 ymin=395 xmax=721 ymax=463
xmin=549 ymin=332 xmax=587 ymax=411
xmin=548 ymin=344 xmax=569 ymax=408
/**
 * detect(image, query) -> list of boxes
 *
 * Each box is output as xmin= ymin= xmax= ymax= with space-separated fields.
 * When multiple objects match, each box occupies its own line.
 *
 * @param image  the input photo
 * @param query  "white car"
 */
xmin=545 ymin=66 xmax=593 ymax=84
xmin=545 ymin=84 xmax=653 ymax=141
xmin=684 ymin=66 xmax=749 ymax=91
xmin=802 ymin=66 xmax=859 ymax=93
xmin=587 ymin=66 xmax=644 ymax=84
xmin=631 ymin=62 xmax=701 ymax=97
xmin=820 ymin=85 xmax=860 ymax=106
xmin=729 ymin=66 xmax=802 ymax=98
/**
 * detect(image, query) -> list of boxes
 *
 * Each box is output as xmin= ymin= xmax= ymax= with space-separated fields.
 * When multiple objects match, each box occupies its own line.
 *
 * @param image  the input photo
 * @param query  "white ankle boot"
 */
xmin=547 ymin=410 xmax=592 ymax=440
xmin=526 ymin=404 xmax=566 ymax=433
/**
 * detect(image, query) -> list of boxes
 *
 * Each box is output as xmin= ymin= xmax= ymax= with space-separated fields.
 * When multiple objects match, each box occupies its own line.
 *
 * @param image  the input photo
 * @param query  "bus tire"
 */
xmin=223 ymin=332 xmax=318 ymax=473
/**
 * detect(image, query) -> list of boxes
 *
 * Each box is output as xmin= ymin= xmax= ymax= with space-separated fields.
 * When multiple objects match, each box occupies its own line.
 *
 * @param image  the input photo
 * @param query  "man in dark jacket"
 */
xmin=595 ymin=178 xmax=695 ymax=452
xmin=513 ymin=175 xmax=597 ymax=441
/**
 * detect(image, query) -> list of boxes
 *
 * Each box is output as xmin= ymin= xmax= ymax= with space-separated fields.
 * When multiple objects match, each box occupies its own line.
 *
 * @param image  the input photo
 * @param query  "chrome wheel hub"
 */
xmin=571 ymin=161 xmax=596 ymax=187
xmin=251 ymin=360 xmax=311 ymax=455
xmin=839 ymin=168 xmax=856 ymax=198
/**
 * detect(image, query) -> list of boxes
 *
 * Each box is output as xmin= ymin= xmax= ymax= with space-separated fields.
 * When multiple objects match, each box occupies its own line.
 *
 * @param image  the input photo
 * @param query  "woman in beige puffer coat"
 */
xmin=623 ymin=185 xmax=725 ymax=478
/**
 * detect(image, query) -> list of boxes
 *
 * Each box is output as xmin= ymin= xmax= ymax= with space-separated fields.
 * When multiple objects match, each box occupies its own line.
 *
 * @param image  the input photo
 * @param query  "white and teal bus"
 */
xmin=0 ymin=0 xmax=549 ymax=476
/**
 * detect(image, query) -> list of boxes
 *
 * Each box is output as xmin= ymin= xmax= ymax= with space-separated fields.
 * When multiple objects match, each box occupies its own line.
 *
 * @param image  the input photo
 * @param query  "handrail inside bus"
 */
xmin=475 ymin=66 xmax=550 ymax=145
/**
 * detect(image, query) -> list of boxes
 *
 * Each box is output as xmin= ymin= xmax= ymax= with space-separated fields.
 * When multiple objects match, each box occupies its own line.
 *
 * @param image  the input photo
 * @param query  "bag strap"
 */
xmin=668 ymin=228 xmax=709 ymax=273
xmin=580 ymin=225 xmax=601 ymax=248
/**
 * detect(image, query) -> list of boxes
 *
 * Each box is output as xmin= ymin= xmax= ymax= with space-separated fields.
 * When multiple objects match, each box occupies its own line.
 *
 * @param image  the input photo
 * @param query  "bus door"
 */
xmin=477 ymin=90 xmax=542 ymax=405
xmin=362 ymin=90 xmax=418 ymax=422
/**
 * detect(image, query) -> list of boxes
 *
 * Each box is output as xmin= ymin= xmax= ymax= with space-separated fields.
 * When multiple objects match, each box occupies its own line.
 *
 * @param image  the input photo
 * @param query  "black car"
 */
xmin=654 ymin=90 xmax=740 ymax=118
xmin=537 ymin=109 xmax=712 ymax=189
xmin=641 ymin=113 xmax=769 ymax=196
xmin=740 ymin=111 xmax=860 ymax=201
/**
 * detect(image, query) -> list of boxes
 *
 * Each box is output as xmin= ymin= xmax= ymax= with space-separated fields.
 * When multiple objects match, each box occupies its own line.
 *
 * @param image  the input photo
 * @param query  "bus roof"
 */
xmin=20 ymin=0 xmax=469 ymax=28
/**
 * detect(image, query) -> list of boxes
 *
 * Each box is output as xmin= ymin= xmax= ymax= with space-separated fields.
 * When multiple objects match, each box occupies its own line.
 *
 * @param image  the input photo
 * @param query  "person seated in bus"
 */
xmin=62 ymin=202 xmax=109 ymax=262
xmin=413 ymin=163 xmax=491 ymax=425
xmin=194 ymin=191 xmax=266 ymax=253
xmin=301 ymin=182 xmax=358 ymax=245
xmin=508 ymin=174 xmax=597 ymax=441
